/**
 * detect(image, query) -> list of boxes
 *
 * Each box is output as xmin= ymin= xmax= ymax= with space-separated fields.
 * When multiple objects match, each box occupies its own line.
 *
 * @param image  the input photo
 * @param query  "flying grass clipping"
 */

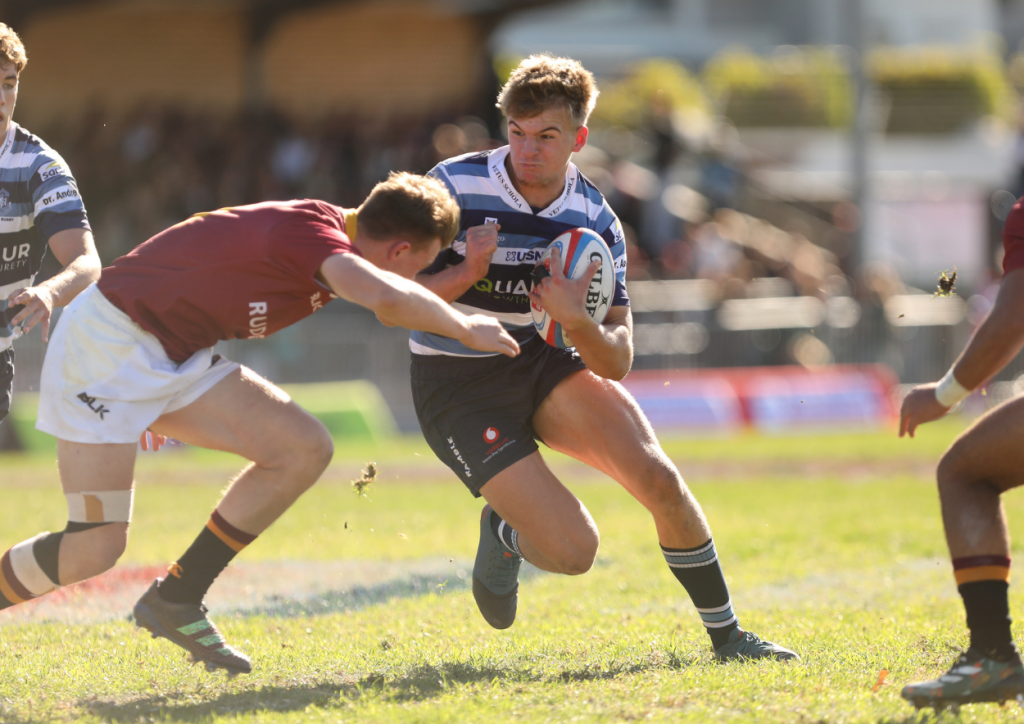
xmin=352 ymin=462 xmax=378 ymax=497
xmin=934 ymin=268 xmax=957 ymax=297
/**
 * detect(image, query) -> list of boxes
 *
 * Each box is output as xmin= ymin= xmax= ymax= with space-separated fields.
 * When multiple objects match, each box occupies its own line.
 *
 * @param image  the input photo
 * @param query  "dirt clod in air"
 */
xmin=934 ymin=268 xmax=957 ymax=297
xmin=352 ymin=462 xmax=378 ymax=496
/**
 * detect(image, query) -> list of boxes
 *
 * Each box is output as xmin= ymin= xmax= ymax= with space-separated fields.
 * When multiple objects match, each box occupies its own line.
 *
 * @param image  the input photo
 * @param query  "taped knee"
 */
xmin=66 ymin=490 xmax=134 ymax=526
xmin=0 ymin=490 xmax=133 ymax=601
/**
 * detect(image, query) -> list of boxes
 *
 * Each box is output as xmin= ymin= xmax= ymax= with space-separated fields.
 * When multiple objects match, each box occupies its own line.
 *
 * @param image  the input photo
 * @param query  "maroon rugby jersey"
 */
xmin=98 ymin=200 xmax=358 ymax=362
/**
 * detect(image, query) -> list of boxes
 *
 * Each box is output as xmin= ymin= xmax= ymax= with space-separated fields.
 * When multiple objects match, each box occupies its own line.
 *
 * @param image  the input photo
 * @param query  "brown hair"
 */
xmin=358 ymin=172 xmax=459 ymax=249
xmin=497 ymin=55 xmax=599 ymax=128
xmin=0 ymin=24 xmax=27 ymax=73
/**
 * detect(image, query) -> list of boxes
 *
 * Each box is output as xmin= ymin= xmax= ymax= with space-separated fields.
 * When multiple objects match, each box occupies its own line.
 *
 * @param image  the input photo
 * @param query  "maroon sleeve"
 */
xmin=268 ymin=212 xmax=360 ymax=283
xmin=1003 ymin=198 xmax=1024 ymax=274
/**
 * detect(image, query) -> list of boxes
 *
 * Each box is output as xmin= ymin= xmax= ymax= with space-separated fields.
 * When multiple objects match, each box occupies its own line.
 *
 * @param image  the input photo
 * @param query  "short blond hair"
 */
xmin=497 ymin=55 xmax=599 ymax=128
xmin=358 ymin=172 xmax=459 ymax=249
xmin=0 ymin=24 xmax=26 ymax=72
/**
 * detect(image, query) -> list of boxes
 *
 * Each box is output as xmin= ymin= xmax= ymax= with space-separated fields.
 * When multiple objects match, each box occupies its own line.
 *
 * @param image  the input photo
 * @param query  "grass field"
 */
xmin=1 ymin=417 xmax=1021 ymax=722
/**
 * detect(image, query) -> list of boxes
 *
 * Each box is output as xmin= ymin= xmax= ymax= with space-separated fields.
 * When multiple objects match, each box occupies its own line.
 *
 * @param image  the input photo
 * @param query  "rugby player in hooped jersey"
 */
xmin=898 ymin=197 xmax=1024 ymax=710
xmin=411 ymin=55 xmax=796 ymax=661
xmin=0 ymin=172 xmax=519 ymax=676
xmin=0 ymin=24 xmax=101 ymax=428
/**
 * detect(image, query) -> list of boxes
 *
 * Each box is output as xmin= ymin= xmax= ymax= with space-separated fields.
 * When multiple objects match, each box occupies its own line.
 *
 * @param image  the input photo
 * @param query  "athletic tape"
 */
xmin=9 ymin=533 xmax=57 ymax=597
xmin=935 ymin=368 xmax=971 ymax=408
xmin=66 ymin=490 xmax=134 ymax=523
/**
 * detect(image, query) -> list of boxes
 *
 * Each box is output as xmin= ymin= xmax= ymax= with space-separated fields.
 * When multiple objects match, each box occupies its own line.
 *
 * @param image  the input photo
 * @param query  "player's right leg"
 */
xmin=136 ymin=365 xmax=334 ymax=674
xmin=470 ymin=453 xmax=600 ymax=628
xmin=902 ymin=394 xmax=1024 ymax=710
xmin=411 ymin=338 xmax=602 ymax=629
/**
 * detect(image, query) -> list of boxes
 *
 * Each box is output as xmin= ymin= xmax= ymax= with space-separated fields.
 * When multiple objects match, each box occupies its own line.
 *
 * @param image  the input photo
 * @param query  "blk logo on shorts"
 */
xmin=77 ymin=392 xmax=110 ymax=420
xmin=483 ymin=427 xmax=500 ymax=443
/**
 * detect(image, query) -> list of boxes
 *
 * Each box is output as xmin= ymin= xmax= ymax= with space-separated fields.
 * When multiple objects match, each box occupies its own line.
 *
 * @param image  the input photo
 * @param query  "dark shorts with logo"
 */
xmin=0 ymin=347 xmax=13 ymax=425
xmin=411 ymin=336 xmax=587 ymax=497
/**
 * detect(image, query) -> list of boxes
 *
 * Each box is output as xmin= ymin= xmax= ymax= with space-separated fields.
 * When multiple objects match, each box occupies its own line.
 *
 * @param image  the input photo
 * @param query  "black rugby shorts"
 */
xmin=0 ymin=347 xmax=13 ymax=424
xmin=411 ymin=336 xmax=587 ymax=496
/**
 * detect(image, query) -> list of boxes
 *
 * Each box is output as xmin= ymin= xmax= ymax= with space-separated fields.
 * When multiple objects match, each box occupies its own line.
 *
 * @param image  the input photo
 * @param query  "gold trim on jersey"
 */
xmin=344 ymin=210 xmax=357 ymax=241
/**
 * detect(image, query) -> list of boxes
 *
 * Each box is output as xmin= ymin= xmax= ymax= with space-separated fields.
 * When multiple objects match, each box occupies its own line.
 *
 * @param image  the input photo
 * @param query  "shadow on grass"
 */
xmin=81 ymin=655 xmax=703 ymax=722
xmin=228 ymin=573 xmax=468 ymax=619
xmin=219 ymin=566 xmax=543 ymax=620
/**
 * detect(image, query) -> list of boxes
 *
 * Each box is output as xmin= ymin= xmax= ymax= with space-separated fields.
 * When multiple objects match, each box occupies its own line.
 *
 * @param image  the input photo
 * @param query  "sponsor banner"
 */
xmin=622 ymin=365 xmax=897 ymax=433
xmin=625 ymin=375 xmax=744 ymax=433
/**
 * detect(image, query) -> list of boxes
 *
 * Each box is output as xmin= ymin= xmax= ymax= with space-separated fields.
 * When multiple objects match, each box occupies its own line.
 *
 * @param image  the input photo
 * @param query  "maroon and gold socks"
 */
xmin=158 ymin=510 xmax=257 ymax=606
xmin=954 ymin=555 xmax=1016 ymax=660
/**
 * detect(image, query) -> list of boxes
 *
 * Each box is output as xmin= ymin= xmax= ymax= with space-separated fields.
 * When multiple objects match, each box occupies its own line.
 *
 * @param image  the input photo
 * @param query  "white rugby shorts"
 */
xmin=36 ymin=284 xmax=239 ymax=444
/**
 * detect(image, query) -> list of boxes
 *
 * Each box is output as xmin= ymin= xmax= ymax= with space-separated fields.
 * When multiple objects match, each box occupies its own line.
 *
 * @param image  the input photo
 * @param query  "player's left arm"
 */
xmin=8 ymin=228 xmax=100 ymax=342
xmin=900 ymin=268 xmax=1024 ymax=437
xmin=562 ymin=207 xmax=633 ymax=380
xmin=528 ymin=246 xmax=633 ymax=380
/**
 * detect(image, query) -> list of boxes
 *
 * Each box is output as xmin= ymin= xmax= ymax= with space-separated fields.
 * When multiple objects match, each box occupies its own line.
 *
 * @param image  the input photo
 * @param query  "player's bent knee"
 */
xmin=286 ymin=420 xmax=334 ymax=479
xmin=256 ymin=415 xmax=334 ymax=480
xmin=61 ymin=524 xmax=129 ymax=583
xmin=556 ymin=526 xmax=600 ymax=575
xmin=936 ymin=441 xmax=976 ymax=493
xmin=55 ymin=489 xmax=134 ymax=584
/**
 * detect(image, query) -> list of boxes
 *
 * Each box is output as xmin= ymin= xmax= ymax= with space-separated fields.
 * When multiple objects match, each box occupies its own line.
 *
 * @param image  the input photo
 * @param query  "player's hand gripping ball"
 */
xmin=530 ymin=228 xmax=615 ymax=348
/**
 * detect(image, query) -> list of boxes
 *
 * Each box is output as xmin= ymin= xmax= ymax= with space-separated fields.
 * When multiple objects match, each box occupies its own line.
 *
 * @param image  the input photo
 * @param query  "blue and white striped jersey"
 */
xmin=0 ymin=122 xmax=90 ymax=353
xmin=411 ymin=146 xmax=628 ymax=356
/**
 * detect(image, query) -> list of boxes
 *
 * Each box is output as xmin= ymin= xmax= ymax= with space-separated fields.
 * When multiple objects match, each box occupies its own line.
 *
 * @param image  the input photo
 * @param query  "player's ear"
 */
xmin=388 ymin=240 xmax=412 ymax=260
xmin=573 ymin=126 xmax=588 ymax=153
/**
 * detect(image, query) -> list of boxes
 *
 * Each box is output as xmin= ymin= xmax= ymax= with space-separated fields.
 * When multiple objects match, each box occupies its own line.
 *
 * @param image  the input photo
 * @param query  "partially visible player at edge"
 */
xmin=0 ymin=173 xmax=519 ymax=676
xmin=0 ymin=23 xmax=100 ymax=428
xmin=410 ymin=55 xmax=796 ymax=661
xmin=899 ymin=197 xmax=1024 ymax=709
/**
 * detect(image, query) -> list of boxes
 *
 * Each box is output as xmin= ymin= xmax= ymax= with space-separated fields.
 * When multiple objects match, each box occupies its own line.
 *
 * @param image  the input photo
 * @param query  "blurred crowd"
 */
xmin=39 ymin=102 xmax=862 ymax=307
xmin=40 ymin=105 xmax=501 ymax=263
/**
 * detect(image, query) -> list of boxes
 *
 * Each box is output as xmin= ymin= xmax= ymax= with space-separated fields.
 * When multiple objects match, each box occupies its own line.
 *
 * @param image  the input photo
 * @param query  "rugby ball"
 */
xmin=530 ymin=228 xmax=615 ymax=349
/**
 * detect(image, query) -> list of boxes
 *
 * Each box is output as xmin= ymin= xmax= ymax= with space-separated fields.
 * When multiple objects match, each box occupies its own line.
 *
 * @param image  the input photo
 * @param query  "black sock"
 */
xmin=488 ymin=509 xmax=521 ymax=556
xmin=158 ymin=510 xmax=256 ymax=605
xmin=959 ymin=580 xmax=1016 ymax=659
xmin=662 ymin=539 xmax=738 ymax=649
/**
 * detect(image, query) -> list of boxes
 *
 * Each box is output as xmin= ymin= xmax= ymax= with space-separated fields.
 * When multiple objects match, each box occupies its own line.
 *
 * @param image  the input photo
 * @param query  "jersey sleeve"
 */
xmin=269 ymin=214 xmax=356 ymax=283
xmin=427 ymin=161 xmax=461 ymax=205
xmin=29 ymin=150 xmax=90 ymax=241
xmin=593 ymin=201 xmax=630 ymax=307
xmin=421 ymin=161 xmax=466 ymax=276
xmin=1004 ymin=197 xmax=1024 ymax=275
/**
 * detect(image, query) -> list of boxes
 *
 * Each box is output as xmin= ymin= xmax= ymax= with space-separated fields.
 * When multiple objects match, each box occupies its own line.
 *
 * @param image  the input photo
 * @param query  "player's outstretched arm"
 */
xmin=320 ymin=253 xmax=520 ymax=357
xmin=8 ymin=229 xmax=100 ymax=342
xmin=900 ymin=268 xmax=1024 ymax=437
xmin=528 ymin=247 xmax=633 ymax=380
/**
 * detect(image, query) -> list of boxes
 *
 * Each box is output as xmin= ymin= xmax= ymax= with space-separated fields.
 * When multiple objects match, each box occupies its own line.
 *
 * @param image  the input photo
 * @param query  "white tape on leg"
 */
xmin=9 ymin=533 xmax=57 ymax=596
xmin=66 ymin=490 xmax=134 ymax=523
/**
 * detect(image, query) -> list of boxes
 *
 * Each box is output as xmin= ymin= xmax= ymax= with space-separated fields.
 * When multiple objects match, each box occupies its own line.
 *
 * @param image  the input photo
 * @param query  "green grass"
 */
xmin=1 ymin=416 xmax=1017 ymax=722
